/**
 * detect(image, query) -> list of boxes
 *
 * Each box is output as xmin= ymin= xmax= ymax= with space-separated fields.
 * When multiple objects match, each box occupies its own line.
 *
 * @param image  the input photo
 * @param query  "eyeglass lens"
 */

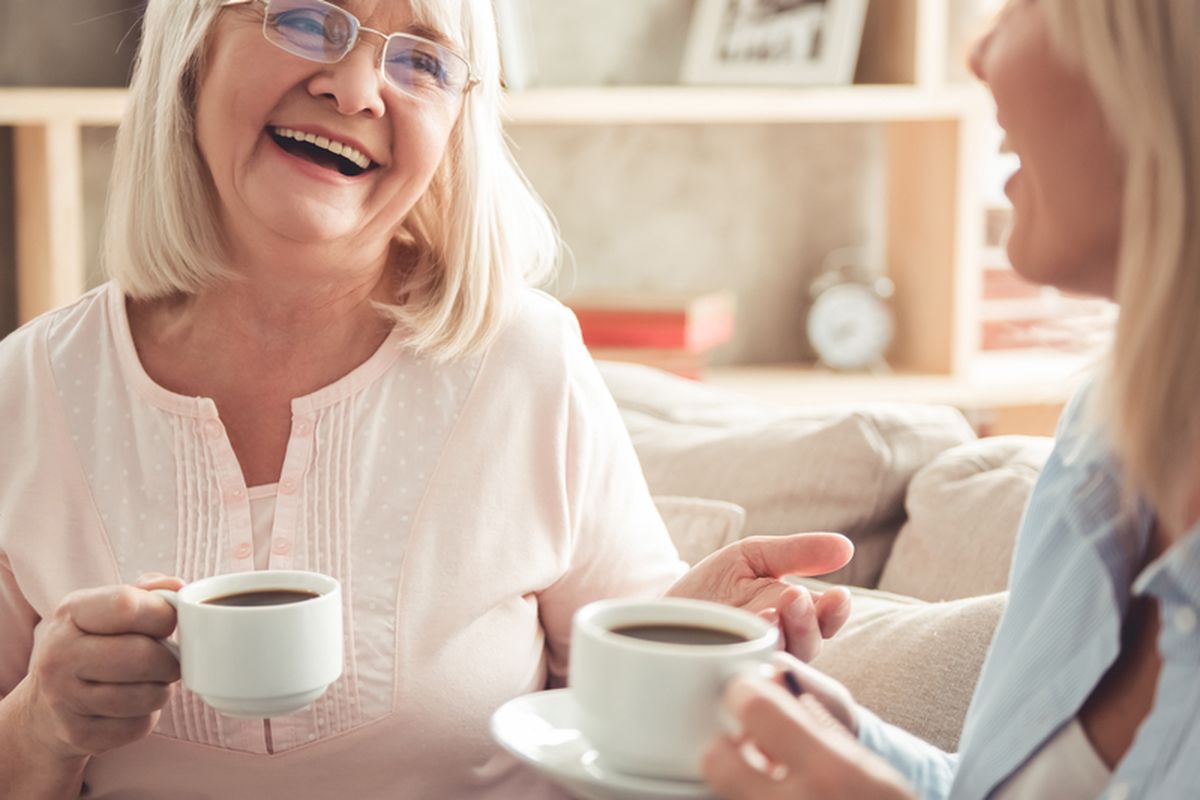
xmin=261 ymin=0 xmax=469 ymax=99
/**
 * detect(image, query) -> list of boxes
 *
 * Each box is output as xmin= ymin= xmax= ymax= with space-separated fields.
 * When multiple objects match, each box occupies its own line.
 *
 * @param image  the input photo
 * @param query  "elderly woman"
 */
xmin=704 ymin=1 xmax=1200 ymax=798
xmin=0 ymin=0 xmax=854 ymax=797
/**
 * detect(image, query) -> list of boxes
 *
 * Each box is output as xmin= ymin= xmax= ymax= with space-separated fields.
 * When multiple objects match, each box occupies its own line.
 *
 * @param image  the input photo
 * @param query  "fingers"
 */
xmin=74 ymin=681 xmax=175 ymax=719
xmin=723 ymin=673 xmax=820 ymax=773
xmin=63 ymin=585 xmax=178 ymax=638
xmin=702 ymin=735 xmax=786 ymax=800
xmin=51 ymin=712 xmax=163 ymax=758
xmin=777 ymin=587 xmax=824 ymax=662
xmin=738 ymin=534 xmax=854 ymax=580
xmin=814 ymin=586 xmax=852 ymax=639
xmin=73 ymin=634 xmax=181 ymax=684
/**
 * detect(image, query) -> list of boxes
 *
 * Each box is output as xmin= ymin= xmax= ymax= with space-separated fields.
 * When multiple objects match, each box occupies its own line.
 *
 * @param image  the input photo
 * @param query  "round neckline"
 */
xmin=106 ymin=283 xmax=408 ymax=418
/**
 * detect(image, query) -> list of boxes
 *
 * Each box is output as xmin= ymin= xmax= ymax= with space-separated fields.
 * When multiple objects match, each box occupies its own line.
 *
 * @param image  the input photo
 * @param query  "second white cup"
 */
xmin=569 ymin=597 xmax=778 ymax=781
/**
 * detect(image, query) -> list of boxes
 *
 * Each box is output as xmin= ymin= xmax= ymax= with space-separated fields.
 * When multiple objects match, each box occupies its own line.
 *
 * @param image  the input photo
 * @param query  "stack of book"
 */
xmin=564 ymin=291 xmax=737 ymax=380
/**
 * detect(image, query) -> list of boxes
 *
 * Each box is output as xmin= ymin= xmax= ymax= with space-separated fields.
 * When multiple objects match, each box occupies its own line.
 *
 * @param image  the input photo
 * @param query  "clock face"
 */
xmin=806 ymin=283 xmax=894 ymax=371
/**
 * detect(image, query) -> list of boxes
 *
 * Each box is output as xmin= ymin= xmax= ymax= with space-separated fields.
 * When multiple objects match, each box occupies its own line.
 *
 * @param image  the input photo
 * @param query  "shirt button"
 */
xmin=293 ymin=417 xmax=313 ymax=437
xmin=234 ymin=542 xmax=253 ymax=560
xmin=1108 ymin=783 xmax=1131 ymax=800
xmin=225 ymin=487 xmax=245 ymax=504
xmin=1174 ymin=606 xmax=1197 ymax=633
xmin=280 ymin=479 xmax=298 ymax=495
xmin=204 ymin=419 xmax=224 ymax=440
xmin=271 ymin=538 xmax=291 ymax=555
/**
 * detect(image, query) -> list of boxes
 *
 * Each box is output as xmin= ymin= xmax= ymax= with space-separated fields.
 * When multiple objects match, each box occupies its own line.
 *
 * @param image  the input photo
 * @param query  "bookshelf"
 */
xmin=0 ymin=0 xmax=1015 ymax=417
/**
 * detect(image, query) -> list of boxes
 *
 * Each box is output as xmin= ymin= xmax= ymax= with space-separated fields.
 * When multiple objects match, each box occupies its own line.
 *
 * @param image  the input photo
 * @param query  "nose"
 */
xmin=968 ymin=29 xmax=989 ymax=82
xmin=307 ymin=41 xmax=386 ymax=118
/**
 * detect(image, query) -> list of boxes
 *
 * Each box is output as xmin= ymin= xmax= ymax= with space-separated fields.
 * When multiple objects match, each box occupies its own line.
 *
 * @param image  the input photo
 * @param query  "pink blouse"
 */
xmin=0 ymin=283 xmax=686 ymax=798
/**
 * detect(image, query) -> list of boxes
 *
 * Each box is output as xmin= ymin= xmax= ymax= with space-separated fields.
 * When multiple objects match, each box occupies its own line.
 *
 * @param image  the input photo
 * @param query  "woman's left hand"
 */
xmin=665 ymin=534 xmax=853 ymax=662
xmin=702 ymin=669 xmax=916 ymax=800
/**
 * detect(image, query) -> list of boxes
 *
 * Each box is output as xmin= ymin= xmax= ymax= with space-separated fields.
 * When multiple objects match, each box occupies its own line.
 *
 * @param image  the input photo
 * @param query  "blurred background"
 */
xmin=0 ymin=0 xmax=1113 ymax=434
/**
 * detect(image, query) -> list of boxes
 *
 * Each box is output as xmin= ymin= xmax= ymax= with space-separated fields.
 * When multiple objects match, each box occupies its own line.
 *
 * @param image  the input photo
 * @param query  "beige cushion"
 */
xmin=801 ymin=579 xmax=1007 ymax=752
xmin=599 ymin=361 xmax=977 ymax=587
xmin=652 ymin=496 xmax=746 ymax=565
xmin=877 ymin=436 xmax=1053 ymax=602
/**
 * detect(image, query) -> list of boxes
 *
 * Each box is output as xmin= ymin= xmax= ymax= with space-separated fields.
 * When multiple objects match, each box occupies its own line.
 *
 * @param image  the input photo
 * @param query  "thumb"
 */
xmin=135 ymin=573 xmax=186 ymax=592
xmin=738 ymin=534 xmax=854 ymax=579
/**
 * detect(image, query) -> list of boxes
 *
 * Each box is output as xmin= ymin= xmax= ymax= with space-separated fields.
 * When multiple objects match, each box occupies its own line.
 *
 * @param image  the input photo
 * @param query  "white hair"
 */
xmin=103 ymin=0 xmax=559 ymax=360
xmin=1043 ymin=0 xmax=1200 ymax=532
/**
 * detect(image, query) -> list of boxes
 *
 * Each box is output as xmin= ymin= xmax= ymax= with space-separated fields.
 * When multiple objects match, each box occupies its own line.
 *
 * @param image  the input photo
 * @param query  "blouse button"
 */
xmin=225 ymin=487 xmax=245 ymax=504
xmin=293 ymin=417 xmax=313 ymax=437
xmin=204 ymin=419 xmax=224 ymax=440
xmin=1174 ymin=606 xmax=1197 ymax=634
xmin=272 ymin=538 xmax=291 ymax=555
xmin=1108 ymin=783 xmax=1131 ymax=800
xmin=280 ymin=479 xmax=298 ymax=495
xmin=234 ymin=542 xmax=253 ymax=560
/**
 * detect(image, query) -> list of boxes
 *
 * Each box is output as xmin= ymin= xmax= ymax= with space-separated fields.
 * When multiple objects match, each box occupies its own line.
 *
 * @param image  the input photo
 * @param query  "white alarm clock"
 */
xmin=805 ymin=252 xmax=894 ymax=372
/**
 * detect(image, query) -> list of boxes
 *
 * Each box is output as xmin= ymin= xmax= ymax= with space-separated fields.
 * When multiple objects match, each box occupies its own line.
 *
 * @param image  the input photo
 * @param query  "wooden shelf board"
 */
xmin=0 ymin=88 xmax=128 ymax=125
xmin=0 ymin=85 xmax=986 ymax=128
xmin=704 ymin=350 xmax=1099 ymax=411
xmin=505 ymin=85 xmax=987 ymax=125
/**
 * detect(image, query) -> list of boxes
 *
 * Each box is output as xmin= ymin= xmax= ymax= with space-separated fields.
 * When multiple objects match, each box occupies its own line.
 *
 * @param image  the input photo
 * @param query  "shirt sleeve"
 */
xmin=535 ymin=327 xmax=688 ymax=687
xmin=856 ymin=706 xmax=959 ymax=800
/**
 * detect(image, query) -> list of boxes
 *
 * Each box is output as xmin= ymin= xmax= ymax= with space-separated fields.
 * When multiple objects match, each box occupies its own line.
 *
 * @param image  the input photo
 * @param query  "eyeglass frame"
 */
xmin=219 ymin=0 xmax=480 ymax=103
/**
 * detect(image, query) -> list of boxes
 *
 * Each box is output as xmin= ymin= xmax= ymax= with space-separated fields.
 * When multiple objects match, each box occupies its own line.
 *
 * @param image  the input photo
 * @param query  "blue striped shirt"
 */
xmin=856 ymin=384 xmax=1200 ymax=799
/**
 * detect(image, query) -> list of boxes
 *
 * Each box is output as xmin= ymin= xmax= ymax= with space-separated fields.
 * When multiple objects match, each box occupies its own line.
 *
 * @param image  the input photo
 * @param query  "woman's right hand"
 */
xmin=14 ymin=574 xmax=183 ymax=764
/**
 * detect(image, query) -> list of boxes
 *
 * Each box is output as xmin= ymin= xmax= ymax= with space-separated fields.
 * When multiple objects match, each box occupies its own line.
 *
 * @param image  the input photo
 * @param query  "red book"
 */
xmin=566 ymin=291 xmax=736 ymax=352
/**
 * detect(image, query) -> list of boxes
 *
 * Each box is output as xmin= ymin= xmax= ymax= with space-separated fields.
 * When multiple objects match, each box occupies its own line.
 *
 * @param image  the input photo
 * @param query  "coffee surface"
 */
xmin=203 ymin=589 xmax=321 ymax=607
xmin=610 ymin=623 xmax=748 ymax=646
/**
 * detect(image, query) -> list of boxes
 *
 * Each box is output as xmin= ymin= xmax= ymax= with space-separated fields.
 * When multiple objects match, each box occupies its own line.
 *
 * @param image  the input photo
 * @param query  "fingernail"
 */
xmin=783 ymin=670 xmax=804 ymax=697
xmin=760 ymin=607 xmax=780 ymax=624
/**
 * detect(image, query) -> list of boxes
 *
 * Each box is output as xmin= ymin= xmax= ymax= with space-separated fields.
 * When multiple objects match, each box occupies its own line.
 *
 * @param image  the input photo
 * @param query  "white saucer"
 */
xmin=490 ymin=689 xmax=717 ymax=800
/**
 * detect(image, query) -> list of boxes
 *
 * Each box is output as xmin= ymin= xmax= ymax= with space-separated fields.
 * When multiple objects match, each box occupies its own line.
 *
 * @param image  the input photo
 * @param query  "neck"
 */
xmin=130 ymin=258 xmax=396 ymax=401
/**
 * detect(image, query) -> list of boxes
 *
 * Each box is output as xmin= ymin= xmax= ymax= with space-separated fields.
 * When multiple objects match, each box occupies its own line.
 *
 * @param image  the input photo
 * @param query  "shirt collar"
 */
xmin=1133 ymin=519 xmax=1200 ymax=609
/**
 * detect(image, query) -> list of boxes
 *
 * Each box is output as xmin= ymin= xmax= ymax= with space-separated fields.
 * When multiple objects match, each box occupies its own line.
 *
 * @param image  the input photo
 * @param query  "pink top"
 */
xmin=0 ymin=284 xmax=686 ymax=798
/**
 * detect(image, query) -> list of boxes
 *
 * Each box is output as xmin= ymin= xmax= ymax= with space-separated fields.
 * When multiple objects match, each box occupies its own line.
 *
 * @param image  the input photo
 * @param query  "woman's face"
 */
xmin=195 ymin=0 xmax=463 ymax=254
xmin=970 ymin=0 xmax=1126 ymax=298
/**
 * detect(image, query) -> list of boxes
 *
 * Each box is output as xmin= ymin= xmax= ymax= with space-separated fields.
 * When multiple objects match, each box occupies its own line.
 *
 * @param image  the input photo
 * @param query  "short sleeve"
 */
xmin=536 ymin=330 xmax=687 ymax=686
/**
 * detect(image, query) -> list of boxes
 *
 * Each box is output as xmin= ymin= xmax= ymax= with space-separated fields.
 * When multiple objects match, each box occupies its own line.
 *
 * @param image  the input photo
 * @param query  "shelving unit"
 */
xmin=1 ymin=0 xmax=1040 ymax=426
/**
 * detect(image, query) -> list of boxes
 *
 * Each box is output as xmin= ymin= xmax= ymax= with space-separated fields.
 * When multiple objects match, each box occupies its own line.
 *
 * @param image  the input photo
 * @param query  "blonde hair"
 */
xmin=1043 ymin=0 xmax=1200 ymax=532
xmin=103 ymin=0 xmax=558 ymax=360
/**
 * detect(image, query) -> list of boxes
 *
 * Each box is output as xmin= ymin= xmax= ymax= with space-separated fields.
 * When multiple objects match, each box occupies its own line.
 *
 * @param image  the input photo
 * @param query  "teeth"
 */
xmin=272 ymin=127 xmax=372 ymax=171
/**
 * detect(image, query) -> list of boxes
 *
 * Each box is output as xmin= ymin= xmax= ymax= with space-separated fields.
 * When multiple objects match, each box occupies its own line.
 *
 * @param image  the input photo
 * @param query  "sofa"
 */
xmin=599 ymin=361 xmax=1057 ymax=753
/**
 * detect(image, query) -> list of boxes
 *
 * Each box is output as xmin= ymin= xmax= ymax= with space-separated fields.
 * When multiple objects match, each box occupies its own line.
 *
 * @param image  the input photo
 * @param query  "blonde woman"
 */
xmin=704 ymin=1 xmax=1200 ymax=798
xmin=0 ymin=0 xmax=854 ymax=796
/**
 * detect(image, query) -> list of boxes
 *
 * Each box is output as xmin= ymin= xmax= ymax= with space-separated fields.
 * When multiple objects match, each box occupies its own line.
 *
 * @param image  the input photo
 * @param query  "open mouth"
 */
xmin=268 ymin=127 xmax=377 ymax=178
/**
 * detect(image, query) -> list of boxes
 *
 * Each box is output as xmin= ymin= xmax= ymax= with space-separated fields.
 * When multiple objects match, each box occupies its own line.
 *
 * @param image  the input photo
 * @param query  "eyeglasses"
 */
xmin=220 ymin=0 xmax=478 ymax=105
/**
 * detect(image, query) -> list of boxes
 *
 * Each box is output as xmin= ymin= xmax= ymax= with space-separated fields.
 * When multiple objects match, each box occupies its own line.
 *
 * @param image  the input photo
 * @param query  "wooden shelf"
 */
xmin=503 ymin=85 xmax=986 ymax=125
xmin=0 ymin=88 xmax=128 ymax=125
xmin=705 ymin=350 xmax=1095 ymax=435
xmin=0 ymin=85 xmax=986 ymax=128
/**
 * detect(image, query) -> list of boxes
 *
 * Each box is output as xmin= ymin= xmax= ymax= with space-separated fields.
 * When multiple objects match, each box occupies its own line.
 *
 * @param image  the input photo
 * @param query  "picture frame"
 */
xmin=681 ymin=0 xmax=869 ymax=87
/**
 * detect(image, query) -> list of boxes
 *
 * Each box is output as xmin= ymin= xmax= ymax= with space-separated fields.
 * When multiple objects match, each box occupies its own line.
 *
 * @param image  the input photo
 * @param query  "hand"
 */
xmin=666 ymin=534 xmax=854 ymax=661
xmin=702 ymin=660 xmax=915 ymax=800
xmin=15 ymin=573 xmax=184 ymax=763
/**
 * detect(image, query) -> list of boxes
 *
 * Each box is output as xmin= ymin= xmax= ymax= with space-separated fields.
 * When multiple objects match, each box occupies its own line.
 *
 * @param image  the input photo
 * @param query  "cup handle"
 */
xmin=151 ymin=589 xmax=182 ymax=661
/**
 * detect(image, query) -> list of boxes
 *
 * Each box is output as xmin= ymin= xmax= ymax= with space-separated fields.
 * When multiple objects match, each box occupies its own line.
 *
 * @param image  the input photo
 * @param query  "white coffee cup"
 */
xmin=153 ymin=570 xmax=343 ymax=719
xmin=569 ymin=597 xmax=778 ymax=781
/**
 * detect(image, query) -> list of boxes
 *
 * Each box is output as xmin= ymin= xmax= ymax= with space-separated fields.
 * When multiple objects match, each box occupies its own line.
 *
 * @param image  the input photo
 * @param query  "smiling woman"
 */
xmin=0 ymin=0 xmax=855 ymax=797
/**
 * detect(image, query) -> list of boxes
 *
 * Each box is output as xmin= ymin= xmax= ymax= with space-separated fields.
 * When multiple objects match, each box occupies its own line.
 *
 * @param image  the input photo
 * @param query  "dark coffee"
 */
xmin=203 ymin=589 xmax=321 ymax=607
xmin=610 ymin=623 xmax=749 ymax=646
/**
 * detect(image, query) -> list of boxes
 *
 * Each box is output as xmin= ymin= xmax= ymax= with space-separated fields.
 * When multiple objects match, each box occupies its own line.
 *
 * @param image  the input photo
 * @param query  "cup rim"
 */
xmin=177 ymin=570 xmax=340 ymax=609
xmin=574 ymin=597 xmax=778 ymax=656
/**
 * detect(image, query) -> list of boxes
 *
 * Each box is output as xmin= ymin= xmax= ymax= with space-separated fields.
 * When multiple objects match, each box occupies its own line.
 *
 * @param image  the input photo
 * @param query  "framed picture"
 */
xmin=681 ymin=0 xmax=869 ymax=87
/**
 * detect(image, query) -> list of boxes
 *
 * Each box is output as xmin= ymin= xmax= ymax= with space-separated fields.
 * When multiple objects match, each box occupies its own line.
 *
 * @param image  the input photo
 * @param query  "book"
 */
xmin=565 ymin=290 xmax=736 ymax=352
